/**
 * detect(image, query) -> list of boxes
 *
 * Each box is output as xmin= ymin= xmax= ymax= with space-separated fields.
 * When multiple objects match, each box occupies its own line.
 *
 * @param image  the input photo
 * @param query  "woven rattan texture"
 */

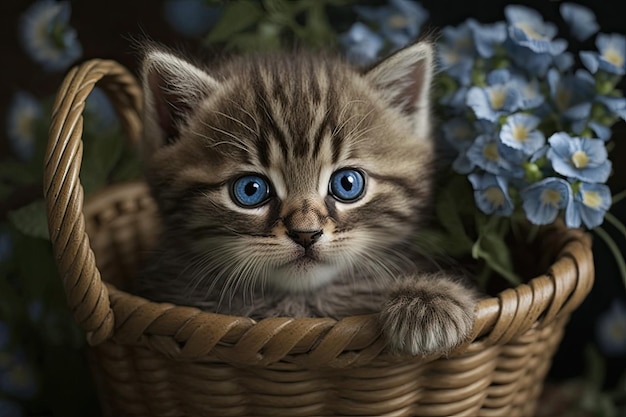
xmin=44 ymin=59 xmax=595 ymax=416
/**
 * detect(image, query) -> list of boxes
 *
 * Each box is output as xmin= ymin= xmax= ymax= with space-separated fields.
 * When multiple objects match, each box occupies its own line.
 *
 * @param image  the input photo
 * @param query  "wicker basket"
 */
xmin=43 ymin=59 xmax=595 ymax=417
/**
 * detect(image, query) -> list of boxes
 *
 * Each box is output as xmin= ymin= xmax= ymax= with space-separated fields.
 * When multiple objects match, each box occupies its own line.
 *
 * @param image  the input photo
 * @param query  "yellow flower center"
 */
xmin=489 ymin=89 xmax=507 ymax=110
xmin=452 ymin=125 xmax=471 ymax=141
xmin=387 ymin=14 xmax=408 ymax=29
xmin=571 ymin=151 xmax=589 ymax=169
xmin=512 ymin=125 xmax=529 ymax=142
xmin=582 ymin=190 xmax=603 ymax=208
xmin=485 ymin=187 xmax=505 ymax=206
xmin=541 ymin=189 xmax=562 ymax=207
xmin=16 ymin=110 xmax=37 ymax=141
xmin=516 ymin=22 xmax=543 ymax=40
xmin=445 ymin=50 xmax=460 ymax=64
xmin=483 ymin=143 xmax=500 ymax=161
xmin=555 ymin=88 xmax=571 ymax=111
xmin=604 ymin=47 xmax=625 ymax=68
xmin=607 ymin=319 xmax=626 ymax=341
xmin=455 ymin=37 xmax=473 ymax=50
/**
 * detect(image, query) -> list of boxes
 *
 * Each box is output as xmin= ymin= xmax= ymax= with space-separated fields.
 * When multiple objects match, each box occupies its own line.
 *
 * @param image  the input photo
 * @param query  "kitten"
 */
xmin=135 ymin=41 xmax=476 ymax=356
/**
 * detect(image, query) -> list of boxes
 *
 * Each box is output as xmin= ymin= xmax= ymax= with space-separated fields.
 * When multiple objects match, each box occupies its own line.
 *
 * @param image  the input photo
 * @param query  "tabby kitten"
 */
xmin=136 ymin=41 xmax=476 ymax=356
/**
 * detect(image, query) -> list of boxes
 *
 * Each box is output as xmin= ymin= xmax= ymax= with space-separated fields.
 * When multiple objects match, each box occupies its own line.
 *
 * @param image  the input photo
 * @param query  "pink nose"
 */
xmin=287 ymin=230 xmax=323 ymax=248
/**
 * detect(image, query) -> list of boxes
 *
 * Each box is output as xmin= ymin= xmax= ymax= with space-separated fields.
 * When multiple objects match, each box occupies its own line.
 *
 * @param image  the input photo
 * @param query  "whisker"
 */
xmin=211 ymin=109 xmax=258 ymax=137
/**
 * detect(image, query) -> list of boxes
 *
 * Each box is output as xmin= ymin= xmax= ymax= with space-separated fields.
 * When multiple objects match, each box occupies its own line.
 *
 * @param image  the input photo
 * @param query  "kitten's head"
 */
xmin=140 ymin=42 xmax=436 ymax=295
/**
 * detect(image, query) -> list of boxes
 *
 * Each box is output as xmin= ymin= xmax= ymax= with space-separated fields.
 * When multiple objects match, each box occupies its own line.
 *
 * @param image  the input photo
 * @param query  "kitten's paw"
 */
xmin=379 ymin=277 xmax=475 ymax=356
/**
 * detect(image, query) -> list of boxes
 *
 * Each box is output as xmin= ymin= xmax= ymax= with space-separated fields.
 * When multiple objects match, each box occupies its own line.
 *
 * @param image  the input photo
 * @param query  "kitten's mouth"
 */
xmin=292 ymin=252 xmax=320 ymax=264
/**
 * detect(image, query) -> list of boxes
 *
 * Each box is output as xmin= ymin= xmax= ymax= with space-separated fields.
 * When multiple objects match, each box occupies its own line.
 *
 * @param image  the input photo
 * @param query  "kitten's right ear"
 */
xmin=141 ymin=48 xmax=219 ymax=150
xmin=365 ymin=41 xmax=435 ymax=139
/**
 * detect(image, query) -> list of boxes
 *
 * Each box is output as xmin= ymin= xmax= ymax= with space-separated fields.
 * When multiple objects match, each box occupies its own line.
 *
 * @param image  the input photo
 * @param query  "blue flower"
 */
xmin=163 ymin=0 xmax=221 ymax=37
xmin=521 ymin=178 xmax=571 ymax=225
xmin=580 ymin=33 xmax=626 ymax=75
xmin=595 ymin=299 xmax=626 ymax=356
xmin=565 ymin=182 xmax=611 ymax=228
xmin=6 ymin=92 xmax=42 ymax=161
xmin=504 ymin=5 xmax=567 ymax=55
xmin=553 ymin=51 xmax=575 ymax=72
xmin=468 ymin=173 xmax=514 ymax=216
xmin=559 ymin=3 xmax=599 ymax=42
xmin=504 ymin=41 xmax=555 ymax=77
xmin=588 ymin=121 xmax=613 ymax=141
xmin=510 ymin=75 xmax=544 ymax=110
xmin=19 ymin=0 xmax=82 ymax=72
xmin=0 ymin=351 xmax=38 ymax=399
xmin=355 ymin=0 xmax=429 ymax=49
xmin=547 ymin=69 xmax=595 ymax=121
xmin=339 ymin=23 xmax=384 ymax=66
xmin=441 ymin=117 xmax=475 ymax=152
xmin=465 ymin=134 xmax=502 ymax=175
xmin=547 ymin=133 xmax=612 ymax=183
xmin=439 ymin=86 xmax=470 ymax=113
xmin=0 ymin=399 xmax=23 ymax=417
xmin=596 ymin=95 xmax=626 ymax=122
xmin=438 ymin=22 xmax=475 ymax=85
xmin=452 ymin=152 xmax=475 ymax=175
xmin=467 ymin=19 xmax=507 ymax=59
xmin=500 ymin=113 xmax=545 ymax=155
xmin=466 ymin=69 xmax=522 ymax=122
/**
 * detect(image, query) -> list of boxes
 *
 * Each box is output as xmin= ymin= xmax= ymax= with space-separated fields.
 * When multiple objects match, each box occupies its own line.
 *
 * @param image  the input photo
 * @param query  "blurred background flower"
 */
xmin=6 ymin=92 xmax=42 ymax=162
xmin=596 ymin=299 xmax=626 ymax=356
xmin=18 ymin=0 xmax=82 ymax=72
xmin=163 ymin=0 xmax=222 ymax=38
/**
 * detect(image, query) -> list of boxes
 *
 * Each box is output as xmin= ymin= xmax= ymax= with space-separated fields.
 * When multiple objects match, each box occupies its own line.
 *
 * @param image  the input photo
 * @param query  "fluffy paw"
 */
xmin=379 ymin=278 xmax=475 ymax=356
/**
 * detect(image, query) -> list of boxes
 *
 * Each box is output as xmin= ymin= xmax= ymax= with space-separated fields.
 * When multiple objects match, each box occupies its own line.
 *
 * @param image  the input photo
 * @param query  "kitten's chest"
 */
xmin=240 ymin=275 xmax=391 ymax=320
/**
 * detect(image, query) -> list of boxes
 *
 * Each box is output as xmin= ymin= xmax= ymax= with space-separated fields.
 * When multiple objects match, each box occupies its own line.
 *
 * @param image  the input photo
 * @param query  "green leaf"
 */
xmin=205 ymin=0 xmax=264 ymax=43
xmin=0 ymin=159 xmax=39 ymax=185
xmin=229 ymin=26 xmax=283 ymax=52
xmin=593 ymin=222 xmax=626 ymax=291
xmin=472 ymin=225 xmax=521 ymax=287
xmin=301 ymin=4 xmax=337 ymax=48
xmin=13 ymin=233 xmax=61 ymax=301
xmin=80 ymin=130 xmax=124 ymax=194
xmin=7 ymin=199 xmax=49 ymax=240
xmin=436 ymin=177 xmax=475 ymax=252
xmin=417 ymin=228 xmax=473 ymax=259
xmin=0 ymin=184 xmax=12 ymax=201
xmin=264 ymin=0 xmax=298 ymax=18
xmin=110 ymin=149 xmax=142 ymax=183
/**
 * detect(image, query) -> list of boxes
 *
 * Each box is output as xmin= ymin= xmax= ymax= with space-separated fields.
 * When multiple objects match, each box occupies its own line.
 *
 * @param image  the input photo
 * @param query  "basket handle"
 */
xmin=43 ymin=59 xmax=143 ymax=345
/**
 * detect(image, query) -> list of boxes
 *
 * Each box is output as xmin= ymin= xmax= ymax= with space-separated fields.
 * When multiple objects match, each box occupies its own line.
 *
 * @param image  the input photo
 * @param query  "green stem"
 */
xmin=476 ymin=263 xmax=493 ymax=291
xmin=525 ymin=223 xmax=540 ymax=244
xmin=605 ymin=212 xmax=626 ymax=239
xmin=612 ymin=189 xmax=626 ymax=205
xmin=593 ymin=226 xmax=626 ymax=291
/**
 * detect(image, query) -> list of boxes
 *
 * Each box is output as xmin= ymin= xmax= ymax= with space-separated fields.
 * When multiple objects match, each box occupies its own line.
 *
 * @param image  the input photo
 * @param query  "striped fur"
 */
xmin=136 ymin=42 xmax=476 ymax=355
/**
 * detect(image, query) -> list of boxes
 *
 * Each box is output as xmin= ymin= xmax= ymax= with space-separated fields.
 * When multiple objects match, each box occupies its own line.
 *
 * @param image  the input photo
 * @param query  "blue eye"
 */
xmin=232 ymin=175 xmax=271 ymax=207
xmin=329 ymin=169 xmax=366 ymax=202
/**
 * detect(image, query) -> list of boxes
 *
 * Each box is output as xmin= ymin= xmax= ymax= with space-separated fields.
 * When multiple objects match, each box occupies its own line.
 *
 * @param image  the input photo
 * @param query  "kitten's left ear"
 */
xmin=365 ymin=41 xmax=435 ymax=138
xmin=140 ymin=47 xmax=220 ymax=153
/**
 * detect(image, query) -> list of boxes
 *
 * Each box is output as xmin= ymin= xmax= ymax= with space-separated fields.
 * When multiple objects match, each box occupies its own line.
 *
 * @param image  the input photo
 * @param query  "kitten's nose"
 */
xmin=287 ymin=229 xmax=323 ymax=248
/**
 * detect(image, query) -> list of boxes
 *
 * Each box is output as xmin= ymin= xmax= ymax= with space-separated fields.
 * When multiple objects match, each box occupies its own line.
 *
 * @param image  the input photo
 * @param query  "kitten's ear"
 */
xmin=141 ymin=48 xmax=219 ymax=150
xmin=365 ymin=41 xmax=434 ymax=138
